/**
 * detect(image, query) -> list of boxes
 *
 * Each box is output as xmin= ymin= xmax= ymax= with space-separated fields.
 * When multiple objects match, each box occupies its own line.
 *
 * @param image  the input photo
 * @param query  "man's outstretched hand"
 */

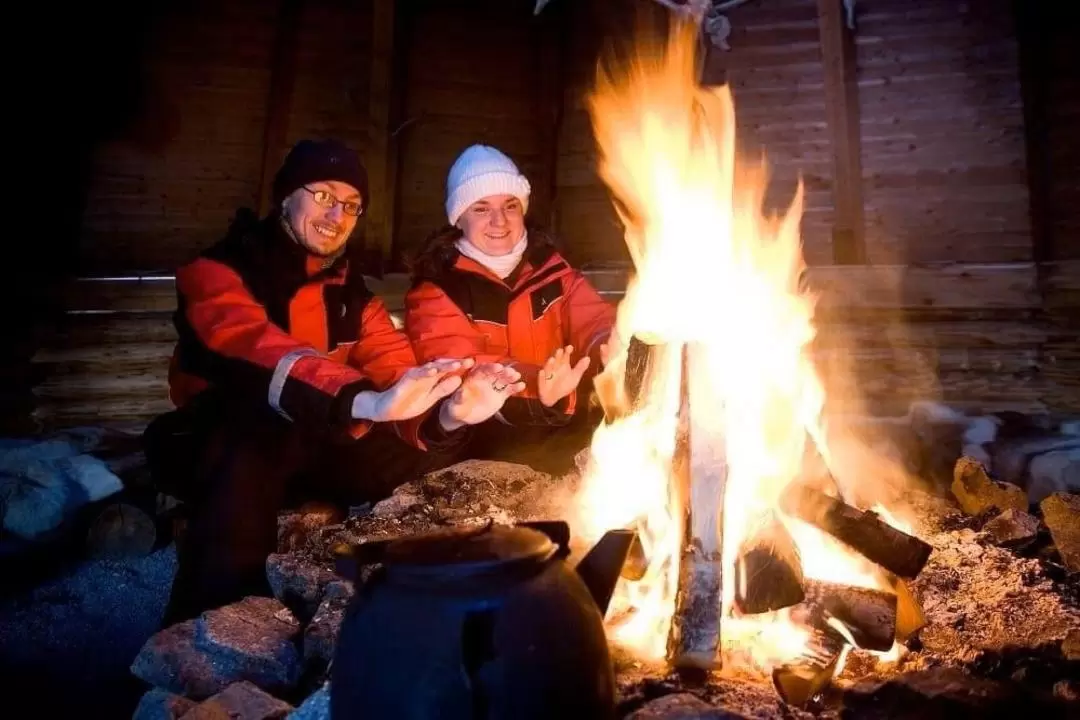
xmin=352 ymin=358 xmax=475 ymax=422
xmin=439 ymin=362 xmax=526 ymax=431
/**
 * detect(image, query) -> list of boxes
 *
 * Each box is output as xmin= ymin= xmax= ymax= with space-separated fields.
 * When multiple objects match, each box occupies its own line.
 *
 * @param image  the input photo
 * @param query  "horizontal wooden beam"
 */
xmin=57 ymin=262 xmax=1060 ymax=315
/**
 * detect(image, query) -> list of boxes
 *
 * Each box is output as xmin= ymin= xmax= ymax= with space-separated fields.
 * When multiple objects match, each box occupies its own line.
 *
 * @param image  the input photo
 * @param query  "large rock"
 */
xmin=951 ymin=456 xmax=1027 ymax=516
xmin=132 ymin=621 xmax=234 ymax=700
xmin=287 ymin=684 xmax=330 ymax=719
xmin=841 ymin=667 xmax=1070 ymax=718
xmin=1027 ymin=446 xmax=1080 ymax=504
xmin=132 ymin=597 xmax=302 ymax=700
xmin=981 ymin=508 xmax=1040 ymax=547
xmin=195 ymin=597 xmax=302 ymax=692
xmin=1062 ymin=629 xmax=1080 ymax=661
xmin=303 ymin=588 xmax=350 ymax=673
xmin=625 ymin=693 xmax=744 ymax=719
xmin=133 ymin=688 xmax=197 ymax=719
xmin=265 ymin=553 xmax=337 ymax=621
xmin=277 ymin=501 xmax=345 ymax=553
xmin=179 ymin=681 xmax=293 ymax=719
xmin=1040 ymin=492 xmax=1080 ymax=572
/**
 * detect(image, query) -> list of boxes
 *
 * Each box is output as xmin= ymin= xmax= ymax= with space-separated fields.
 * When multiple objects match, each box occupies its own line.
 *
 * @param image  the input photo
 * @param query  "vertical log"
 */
xmin=667 ymin=343 xmax=725 ymax=670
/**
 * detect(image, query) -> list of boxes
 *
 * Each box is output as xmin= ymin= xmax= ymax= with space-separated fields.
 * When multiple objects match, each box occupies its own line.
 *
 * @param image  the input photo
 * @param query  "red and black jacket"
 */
xmin=168 ymin=213 xmax=457 ymax=449
xmin=405 ymin=228 xmax=616 ymax=426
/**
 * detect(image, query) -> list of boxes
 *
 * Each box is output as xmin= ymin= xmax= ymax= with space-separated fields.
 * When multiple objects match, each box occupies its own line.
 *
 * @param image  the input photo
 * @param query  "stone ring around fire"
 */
xmin=492 ymin=382 xmax=508 ymax=392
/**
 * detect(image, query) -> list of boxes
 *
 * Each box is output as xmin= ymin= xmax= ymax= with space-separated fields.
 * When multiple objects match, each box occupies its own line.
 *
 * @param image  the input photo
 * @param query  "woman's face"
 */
xmin=457 ymin=194 xmax=526 ymax=255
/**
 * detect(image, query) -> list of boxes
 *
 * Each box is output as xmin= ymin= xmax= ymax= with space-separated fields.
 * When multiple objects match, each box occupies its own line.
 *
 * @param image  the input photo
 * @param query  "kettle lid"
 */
xmin=381 ymin=521 xmax=558 ymax=582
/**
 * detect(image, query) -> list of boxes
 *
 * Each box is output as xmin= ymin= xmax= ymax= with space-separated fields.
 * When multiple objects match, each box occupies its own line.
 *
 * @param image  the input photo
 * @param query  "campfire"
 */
xmin=122 ymin=15 xmax=1078 ymax=720
xmin=567 ymin=16 xmax=932 ymax=704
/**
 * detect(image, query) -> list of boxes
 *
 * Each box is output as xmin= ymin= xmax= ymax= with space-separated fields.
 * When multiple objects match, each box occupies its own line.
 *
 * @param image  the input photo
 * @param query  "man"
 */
xmin=145 ymin=138 xmax=524 ymax=624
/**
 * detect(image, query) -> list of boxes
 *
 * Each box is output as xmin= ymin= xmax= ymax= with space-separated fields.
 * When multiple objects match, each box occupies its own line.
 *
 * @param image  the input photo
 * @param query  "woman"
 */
xmin=405 ymin=144 xmax=618 ymax=474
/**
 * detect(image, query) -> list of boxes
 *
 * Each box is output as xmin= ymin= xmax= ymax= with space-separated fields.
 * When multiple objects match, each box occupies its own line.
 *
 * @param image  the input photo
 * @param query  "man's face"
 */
xmin=457 ymin=194 xmax=526 ymax=256
xmin=282 ymin=180 xmax=363 ymax=256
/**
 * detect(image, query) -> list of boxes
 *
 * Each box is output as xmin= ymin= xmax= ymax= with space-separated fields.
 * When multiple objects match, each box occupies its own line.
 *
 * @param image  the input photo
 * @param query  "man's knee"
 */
xmin=145 ymin=393 xmax=305 ymax=502
xmin=317 ymin=426 xmax=452 ymax=504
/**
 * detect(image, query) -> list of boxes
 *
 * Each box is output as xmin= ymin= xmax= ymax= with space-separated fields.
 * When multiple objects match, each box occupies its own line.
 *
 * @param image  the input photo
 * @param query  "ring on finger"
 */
xmin=492 ymin=382 xmax=508 ymax=392
xmin=544 ymin=373 xmax=555 ymax=380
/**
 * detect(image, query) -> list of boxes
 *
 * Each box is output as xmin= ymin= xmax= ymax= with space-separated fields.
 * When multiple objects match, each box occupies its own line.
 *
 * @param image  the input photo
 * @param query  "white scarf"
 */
xmin=455 ymin=233 xmax=528 ymax=280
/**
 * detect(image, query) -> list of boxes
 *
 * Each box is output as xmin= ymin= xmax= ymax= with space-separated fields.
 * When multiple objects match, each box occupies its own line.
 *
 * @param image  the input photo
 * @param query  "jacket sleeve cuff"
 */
xmin=419 ymin=401 xmax=471 ymax=451
xmin=329 ymin=378 xmax=381 ymax=428
xmin=497 ymin=395 xmax=575 ymax=427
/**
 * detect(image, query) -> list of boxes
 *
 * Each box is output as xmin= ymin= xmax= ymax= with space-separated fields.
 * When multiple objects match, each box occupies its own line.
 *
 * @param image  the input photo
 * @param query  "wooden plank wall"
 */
xmin=76 ymin=0 xmax=377 ymax=275
xmin=30 ymin=260 xmax=1080 ymax=431
xmin=391 ymin=0 xmax=559 ymax=269
xmin=553 ymin=0 xmax=1035 ymax=269
xmin=855 ymin=0 xmax=1032 ymax=264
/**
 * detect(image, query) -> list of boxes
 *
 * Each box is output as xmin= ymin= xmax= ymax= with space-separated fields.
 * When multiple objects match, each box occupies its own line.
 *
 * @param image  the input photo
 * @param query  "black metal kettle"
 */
xmin=329 ymin=519 xmax=636 ymax=720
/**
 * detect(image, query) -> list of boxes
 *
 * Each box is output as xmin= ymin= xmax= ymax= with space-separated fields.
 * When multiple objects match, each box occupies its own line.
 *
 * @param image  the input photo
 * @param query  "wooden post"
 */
xmin=365 ymin=0 xmax=398 ymax=269
xmin=257 ymin=0 xmax=303 ymax=216
xmin=533 ymin=0 xmax=567 ymax=230
xmin=1012 ymin=0 xmax=1053 ymax=303
xmin=816 ymin=0 xmax=866 ymax=265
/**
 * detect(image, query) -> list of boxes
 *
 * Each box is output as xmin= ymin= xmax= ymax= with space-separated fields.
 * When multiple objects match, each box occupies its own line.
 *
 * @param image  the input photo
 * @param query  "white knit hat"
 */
xmin=445 ymin=145 xmax=532 ymax=226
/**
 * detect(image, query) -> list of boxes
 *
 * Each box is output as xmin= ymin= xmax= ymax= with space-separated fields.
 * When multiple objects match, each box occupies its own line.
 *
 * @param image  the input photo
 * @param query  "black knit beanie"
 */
xmin=271 ymin=138 xmax=369 ymax=209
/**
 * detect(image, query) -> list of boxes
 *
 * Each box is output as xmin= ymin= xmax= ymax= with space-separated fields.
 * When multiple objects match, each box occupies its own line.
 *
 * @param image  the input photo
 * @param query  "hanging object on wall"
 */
xmin=645 ymin=0 xmax=750 ymax=51
xmin=533 ymin=1 xmax=860 ymax=51
xmin=843 ymin=0 xmax=857 ymax=30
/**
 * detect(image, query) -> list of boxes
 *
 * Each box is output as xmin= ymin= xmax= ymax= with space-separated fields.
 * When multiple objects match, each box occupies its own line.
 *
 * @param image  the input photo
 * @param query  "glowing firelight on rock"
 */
xmin=569 ymin=17 xmax=916 ymax=677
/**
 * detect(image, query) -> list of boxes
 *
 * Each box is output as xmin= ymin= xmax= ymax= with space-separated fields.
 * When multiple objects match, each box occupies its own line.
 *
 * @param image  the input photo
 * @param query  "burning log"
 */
xmin=779 ymin=484 xmax=933 ymax=579
xmin=667 ymin=344 xmax=724 ymax=671
xmin=624 ymin=334 xmax=662 ymax=407
xmin=734 ymin=510 xmax=805 ymax=615
xmin=891 ymin=577 xmax=927 ymax=643
xmin=791 ymin=579 xmax=898 ymax=652
xmin=771 ymin=630 xmax=846 ymax=708
xmin=621 ymin=527 xmax=649 ymax=581
xmin=594 ymin=334 xmax=671 ymax=424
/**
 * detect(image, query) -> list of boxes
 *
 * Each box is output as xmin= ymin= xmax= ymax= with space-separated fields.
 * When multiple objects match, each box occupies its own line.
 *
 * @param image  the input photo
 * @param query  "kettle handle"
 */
xmin=514 ymin=520 xmax=571 ymax=558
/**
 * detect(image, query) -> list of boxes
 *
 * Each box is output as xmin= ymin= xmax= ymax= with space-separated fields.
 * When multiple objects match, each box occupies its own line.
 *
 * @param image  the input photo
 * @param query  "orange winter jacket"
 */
xmin=168 ymin=213 xmax=454 ymax=449
xmin=405 ymin=229 xmax=616 ymax=426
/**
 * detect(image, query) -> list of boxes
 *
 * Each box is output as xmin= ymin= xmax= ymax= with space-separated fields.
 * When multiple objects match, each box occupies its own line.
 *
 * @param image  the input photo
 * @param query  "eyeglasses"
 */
xmin=302 ymin=186 xmax=364 ymax=217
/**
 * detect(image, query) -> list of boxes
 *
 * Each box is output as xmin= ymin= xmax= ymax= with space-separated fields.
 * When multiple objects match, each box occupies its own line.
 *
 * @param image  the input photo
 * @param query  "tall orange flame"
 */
xmin=569 ymin=17 xmax=913 ymax=676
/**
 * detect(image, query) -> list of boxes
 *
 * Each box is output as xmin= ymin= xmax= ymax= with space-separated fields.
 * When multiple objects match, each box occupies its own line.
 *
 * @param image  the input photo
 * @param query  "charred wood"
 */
xmin=624 ymin=334 xmax=660 ymax=407
xmin=779 ymin=484 xmax=933 ymax=579
xmin=734 ymin=511 xmax=805 ymax=615
xmin=594 ymin=334 xmax=670 ymax=423
xmin=771 ymin=629 xmax=846 ymax=708
xmin=86 ymin=502 xmax=157 ymax=559
xmin=667 ymin=540 xmax=723 ymax=670
xmin=790 ymin=579 xmax=898 ymax=652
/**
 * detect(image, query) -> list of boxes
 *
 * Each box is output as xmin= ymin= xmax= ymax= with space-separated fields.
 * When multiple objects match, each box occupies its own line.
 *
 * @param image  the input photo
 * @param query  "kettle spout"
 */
xmin=575 ymin=528 xmax=637 ymax=617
